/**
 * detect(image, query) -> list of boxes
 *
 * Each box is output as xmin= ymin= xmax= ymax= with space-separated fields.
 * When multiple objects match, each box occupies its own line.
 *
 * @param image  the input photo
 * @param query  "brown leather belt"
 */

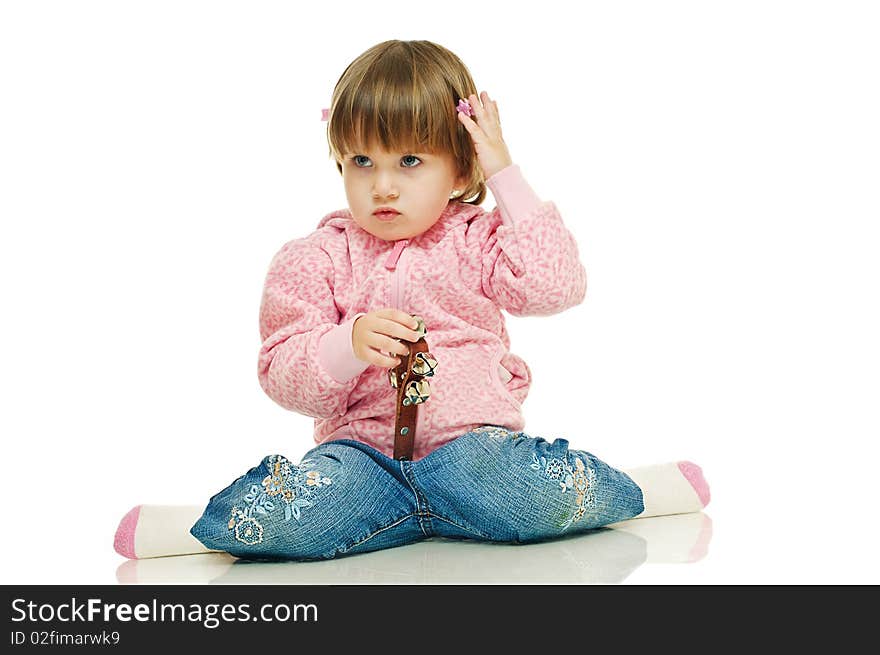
xmin=388 ymin=316 xmax=437 ymax=461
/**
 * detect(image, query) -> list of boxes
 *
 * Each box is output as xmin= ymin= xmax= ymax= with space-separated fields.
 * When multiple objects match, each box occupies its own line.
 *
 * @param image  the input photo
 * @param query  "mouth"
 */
xmin=372 ymin=208 xmax=401 ymax=222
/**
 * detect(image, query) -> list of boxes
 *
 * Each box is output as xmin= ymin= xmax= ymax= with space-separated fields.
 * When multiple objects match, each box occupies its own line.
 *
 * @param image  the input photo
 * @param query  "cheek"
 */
xmin=418 ymin=172 xmax=451 ymax=199
xmin=343 ymin=176 xmax=365 ymax=200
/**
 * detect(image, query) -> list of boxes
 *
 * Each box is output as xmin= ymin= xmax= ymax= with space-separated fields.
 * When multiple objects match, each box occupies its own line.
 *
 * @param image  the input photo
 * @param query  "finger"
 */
xmin=365 ymin=331 xmax=409 ymax=357
xmin=457 ymin=111 xmax=487 ymax=141
xmin=471 ymin=92 xmax=500 ymax=138
xmin=366 ymin=332 xmax=409 ymax=355
xmin=363 ymin=320 xmax=412 ymax=346
xmin=378 ymin=308 xmax=420 ymax=330
xmin=479 ymin=90 xmax=494 ymax=113
xmin=375 ymin=334 xmax=411 ymax=357
xmin=483 ymin=94 xmax=501 ymax=132
xmin=475 ymin=92 xmax=495 ymax=123
xmin=378 ymin=318 xmax=421 ymax=343
xmin=398 ymin=311 xmax=421 ymax=330
xmin=367 ymin=346 xmax=401 ymax=368
xmin=469 ymin=93 xmax=487 ymax=122
xmin=487 ymin=95 xmax=499 ymax=122
xmin=355 ymin=337 xmax=401 ymax=368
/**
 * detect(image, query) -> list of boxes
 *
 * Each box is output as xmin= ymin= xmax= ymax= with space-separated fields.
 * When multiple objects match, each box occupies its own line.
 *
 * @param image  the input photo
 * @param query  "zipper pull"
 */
xmin=384 ymin=239 xmax=409 ymax=270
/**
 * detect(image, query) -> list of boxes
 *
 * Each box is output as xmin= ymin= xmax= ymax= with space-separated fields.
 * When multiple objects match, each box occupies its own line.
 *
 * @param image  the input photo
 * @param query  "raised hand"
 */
xmin=456 ymin=91 xmax=513 ymax=179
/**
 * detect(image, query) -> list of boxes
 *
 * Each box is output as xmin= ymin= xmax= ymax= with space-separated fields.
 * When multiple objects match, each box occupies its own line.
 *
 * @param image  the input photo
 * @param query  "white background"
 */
xmin=1 ymin=1 xmax=878 ymax=584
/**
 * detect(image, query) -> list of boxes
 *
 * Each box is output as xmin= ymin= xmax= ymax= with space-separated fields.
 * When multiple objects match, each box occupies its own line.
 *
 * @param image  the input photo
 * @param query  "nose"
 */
xmin=371 ymin=170 xmax=399 ymax=199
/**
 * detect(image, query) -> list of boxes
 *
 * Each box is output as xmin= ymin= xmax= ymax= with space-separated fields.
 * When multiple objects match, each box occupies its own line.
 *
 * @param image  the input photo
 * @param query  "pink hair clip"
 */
xmin=456 ymin=98 xmax=474 ymax=117
xmin=321 ymin=108 xmax=329 ymax=122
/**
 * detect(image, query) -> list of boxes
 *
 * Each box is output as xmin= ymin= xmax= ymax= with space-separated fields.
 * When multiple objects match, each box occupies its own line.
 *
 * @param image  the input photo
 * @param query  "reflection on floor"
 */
xmin=116 ymin=512 xmax=712 ymax=585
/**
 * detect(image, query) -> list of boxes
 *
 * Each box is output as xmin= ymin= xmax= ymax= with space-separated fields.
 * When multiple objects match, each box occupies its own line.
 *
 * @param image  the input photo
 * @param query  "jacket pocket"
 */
xmin=490 ymin=344 xmax=531 ymax=411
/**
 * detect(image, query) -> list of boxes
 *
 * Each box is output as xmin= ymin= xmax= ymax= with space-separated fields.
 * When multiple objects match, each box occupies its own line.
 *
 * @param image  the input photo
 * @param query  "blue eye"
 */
xmin=352 ymin=155 xmax=371 ymax=167
xmin=401 ymin=155 xmax=421 ymax=168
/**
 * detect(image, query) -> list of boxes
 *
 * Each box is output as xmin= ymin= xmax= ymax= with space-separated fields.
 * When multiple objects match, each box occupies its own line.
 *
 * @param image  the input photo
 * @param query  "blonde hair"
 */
xmin=327 ymin=40 xmax=486 ymax=205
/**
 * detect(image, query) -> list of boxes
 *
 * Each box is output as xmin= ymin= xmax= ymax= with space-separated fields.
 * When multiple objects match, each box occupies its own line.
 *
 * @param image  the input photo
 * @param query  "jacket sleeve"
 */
xmin=257 ymin=237 xmax=369 ymax=419
xmin=478 ymin=164 xmax=587 ymax=316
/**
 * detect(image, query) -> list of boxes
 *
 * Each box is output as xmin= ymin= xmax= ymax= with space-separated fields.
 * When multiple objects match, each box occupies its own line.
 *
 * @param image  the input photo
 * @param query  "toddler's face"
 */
xmin=340 ymin=146 xmax=464 ymax=241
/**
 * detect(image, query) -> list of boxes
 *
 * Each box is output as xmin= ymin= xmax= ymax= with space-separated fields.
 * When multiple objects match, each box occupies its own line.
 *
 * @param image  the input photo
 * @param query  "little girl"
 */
xmin=114 ymin=40 xmax=709 ymax=561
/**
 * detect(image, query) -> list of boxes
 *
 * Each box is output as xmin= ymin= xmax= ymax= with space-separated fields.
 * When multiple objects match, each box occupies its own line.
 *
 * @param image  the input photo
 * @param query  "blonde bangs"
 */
xmin=328 ymin=74 xmax=454 ymax=157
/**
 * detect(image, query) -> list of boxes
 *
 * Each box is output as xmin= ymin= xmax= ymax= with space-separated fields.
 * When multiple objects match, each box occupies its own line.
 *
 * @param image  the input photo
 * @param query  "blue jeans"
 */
xmin=190 ymin=426 xmax=645 ymax=561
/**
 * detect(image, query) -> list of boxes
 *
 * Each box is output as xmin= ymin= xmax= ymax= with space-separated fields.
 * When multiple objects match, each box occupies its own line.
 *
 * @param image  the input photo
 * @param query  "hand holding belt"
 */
xmin=388 ymin=315 xmax=437 ymax=461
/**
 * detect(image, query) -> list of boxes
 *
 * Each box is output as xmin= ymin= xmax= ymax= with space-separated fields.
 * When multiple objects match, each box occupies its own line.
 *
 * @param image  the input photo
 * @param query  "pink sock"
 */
xmin=113 ymin=505 xmax=142 ymax=559
xmin=677 ymin=461 xmax=711 ymax=508
xmin=114 ymin=505 xmax=218 ymax=559
xmin=622 ymin=461 xmax=711 ymax=518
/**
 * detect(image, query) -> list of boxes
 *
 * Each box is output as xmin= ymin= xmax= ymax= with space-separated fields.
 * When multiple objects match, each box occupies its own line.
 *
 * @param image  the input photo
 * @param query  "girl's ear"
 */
xmin=449 ymin=176 xmax=468 ymax=200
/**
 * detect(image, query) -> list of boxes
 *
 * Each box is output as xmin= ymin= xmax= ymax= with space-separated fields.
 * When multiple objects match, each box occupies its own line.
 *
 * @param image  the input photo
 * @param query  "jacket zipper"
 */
xmin=386 ymin=239 xmax=409 ymax=308
xmin=395 ymin=245 xmax=409 ymax=308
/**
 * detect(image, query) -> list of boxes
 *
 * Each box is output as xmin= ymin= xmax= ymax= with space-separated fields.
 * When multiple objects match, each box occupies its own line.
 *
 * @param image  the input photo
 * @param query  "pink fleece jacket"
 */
xmin=258 ymin=164 xmax=587 ymax=460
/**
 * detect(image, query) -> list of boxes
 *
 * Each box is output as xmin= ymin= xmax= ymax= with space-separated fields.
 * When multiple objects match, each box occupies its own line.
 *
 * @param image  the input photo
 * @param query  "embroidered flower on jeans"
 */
xmin=234 ymin=517 xmax=264 ymax=545
xmin=262 ymin=474 xmax=285 ymax=496
xmin=544 ymin=458 xmax=566 ymax=480
xmin=531 ymin=452 xmax=597 ymax=530
xmin=470 ymin=425 xmax=511 ymax=439
xmin=305 ymin=470 xmax=332 ymax=487
xmin=564 ymin=458 xmax=597 ymax=529
xmin=228 ymin=455 xmax=334 ymax=545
